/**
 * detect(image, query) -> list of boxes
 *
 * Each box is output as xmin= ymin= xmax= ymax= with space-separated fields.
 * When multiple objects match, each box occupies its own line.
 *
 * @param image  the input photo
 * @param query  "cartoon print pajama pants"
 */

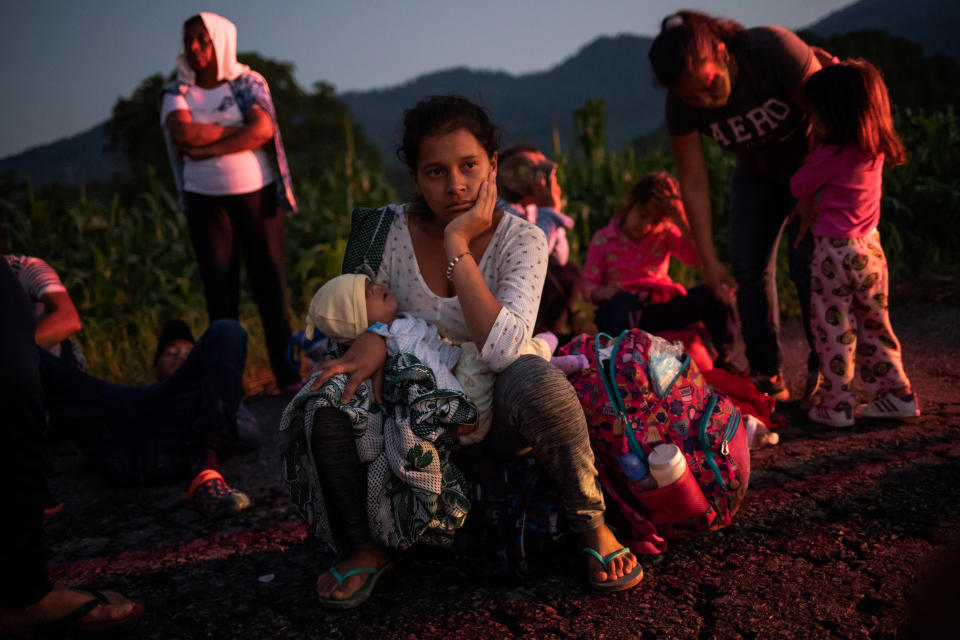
xmin=810 ymin=231 xmax=912 ymax=413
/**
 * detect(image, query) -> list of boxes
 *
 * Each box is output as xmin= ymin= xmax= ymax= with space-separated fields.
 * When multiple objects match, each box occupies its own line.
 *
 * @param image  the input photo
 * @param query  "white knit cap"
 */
xmin=304 ymin=274 xmax=368 ymax=343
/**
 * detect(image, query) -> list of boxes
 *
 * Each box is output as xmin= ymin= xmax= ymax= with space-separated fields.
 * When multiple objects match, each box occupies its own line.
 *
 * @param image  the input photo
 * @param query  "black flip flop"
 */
xmin=56 ymin=590 xmax=145 ymax=633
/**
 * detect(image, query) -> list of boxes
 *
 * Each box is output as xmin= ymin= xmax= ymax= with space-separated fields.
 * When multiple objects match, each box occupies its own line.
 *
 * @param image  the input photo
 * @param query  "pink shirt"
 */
xmin=583 ymin=219 xmax=700 ymax=304
xmin=790 ymin=144 xmax=884 ymax=238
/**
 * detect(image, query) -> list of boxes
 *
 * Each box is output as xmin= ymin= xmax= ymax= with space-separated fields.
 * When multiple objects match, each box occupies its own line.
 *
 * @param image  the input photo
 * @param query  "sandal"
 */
xmin=0 ymin=589 xmax=145 ymax=634
xmin=318 ymin=561 xmax=395 ymax=610
xmin=583 ymin=547 xmax=644 ymax=592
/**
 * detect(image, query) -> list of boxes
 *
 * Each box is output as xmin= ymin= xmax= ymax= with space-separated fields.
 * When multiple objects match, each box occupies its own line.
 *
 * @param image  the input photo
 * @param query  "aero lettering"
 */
xmin=708 ymin=98 xmax=792 ymax=146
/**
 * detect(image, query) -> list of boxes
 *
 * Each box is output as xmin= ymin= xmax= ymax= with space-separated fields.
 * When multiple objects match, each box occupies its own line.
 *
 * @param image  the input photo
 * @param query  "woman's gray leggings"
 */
xmin=310 ymin=354 xmax=606 ymax=549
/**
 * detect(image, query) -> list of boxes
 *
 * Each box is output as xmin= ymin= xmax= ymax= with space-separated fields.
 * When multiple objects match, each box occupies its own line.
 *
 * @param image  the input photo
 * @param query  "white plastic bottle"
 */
xmin=745 ymin=415 xmax=780 ymax=449
xmin=647 ymin=444 xmax=687 ymax=488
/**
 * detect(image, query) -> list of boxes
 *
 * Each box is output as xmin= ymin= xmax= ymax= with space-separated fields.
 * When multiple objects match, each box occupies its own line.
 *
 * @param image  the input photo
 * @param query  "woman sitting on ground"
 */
xmin=282 ymin=95 xmax=643 ymax=609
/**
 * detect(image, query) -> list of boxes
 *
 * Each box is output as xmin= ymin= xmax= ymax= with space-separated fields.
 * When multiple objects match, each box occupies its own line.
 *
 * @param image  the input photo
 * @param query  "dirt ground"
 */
xmin=36 ymin=298 xmax=960 ymax=639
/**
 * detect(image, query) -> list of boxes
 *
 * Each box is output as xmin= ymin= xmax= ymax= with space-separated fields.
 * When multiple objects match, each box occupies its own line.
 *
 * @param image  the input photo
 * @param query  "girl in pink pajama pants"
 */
xmin=790 ymin=59 xmax=918 ymax=427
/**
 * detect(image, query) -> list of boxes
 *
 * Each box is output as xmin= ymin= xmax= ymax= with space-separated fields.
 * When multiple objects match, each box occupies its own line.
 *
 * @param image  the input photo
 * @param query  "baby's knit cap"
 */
xmin=304 ymin=274 xmax=368 ymax=343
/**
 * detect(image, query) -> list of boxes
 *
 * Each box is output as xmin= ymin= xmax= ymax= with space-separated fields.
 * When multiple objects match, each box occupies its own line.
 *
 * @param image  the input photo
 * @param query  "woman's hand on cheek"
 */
xmin=444 ymin=169 xmax=497 ymax=252
xmin=307 ymin=332 xmax=386 ymax=404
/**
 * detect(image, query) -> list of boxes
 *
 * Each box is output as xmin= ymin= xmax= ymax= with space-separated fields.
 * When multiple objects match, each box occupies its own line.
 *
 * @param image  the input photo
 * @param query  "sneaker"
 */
xmin=183 ymin=469 xmax=251 ymax=517
xmin=807 ymin=405 xmax=854 ymax=428
xmin=752 ymin=372 xmax=790 ymax=402
xmin=857 ymin=393 xmax=920 ymax=420
xmin=799 ymin=370 xmax=823 ymax=410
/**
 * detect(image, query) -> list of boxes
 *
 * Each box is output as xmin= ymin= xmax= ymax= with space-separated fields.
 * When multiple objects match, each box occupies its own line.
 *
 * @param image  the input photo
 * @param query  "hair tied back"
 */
xmin=663 ymin=14 xmax=684 ymax=30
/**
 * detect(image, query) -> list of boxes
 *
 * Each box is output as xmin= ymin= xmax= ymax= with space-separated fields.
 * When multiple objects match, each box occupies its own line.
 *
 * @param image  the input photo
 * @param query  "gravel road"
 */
xmin=37 ymin=299 xmax=960 ymax=639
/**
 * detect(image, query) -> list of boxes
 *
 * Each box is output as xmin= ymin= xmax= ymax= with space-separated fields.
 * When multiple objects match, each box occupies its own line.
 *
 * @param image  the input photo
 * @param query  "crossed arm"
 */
xmin=164 ymin=104 xmax=274 ymax=160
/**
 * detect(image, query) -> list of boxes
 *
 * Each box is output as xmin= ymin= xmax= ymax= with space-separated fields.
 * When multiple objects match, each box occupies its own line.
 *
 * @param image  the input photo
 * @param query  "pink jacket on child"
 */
xmin=583 ymin=219 xmax=700 ymax=305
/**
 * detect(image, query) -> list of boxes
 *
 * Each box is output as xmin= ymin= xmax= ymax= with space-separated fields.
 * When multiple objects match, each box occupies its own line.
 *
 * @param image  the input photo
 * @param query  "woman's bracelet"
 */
xmin=445 ymin=251 xmax=474 ymax=281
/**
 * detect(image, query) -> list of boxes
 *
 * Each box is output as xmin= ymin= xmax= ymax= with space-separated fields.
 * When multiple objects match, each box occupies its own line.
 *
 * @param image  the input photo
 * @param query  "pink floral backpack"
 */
xmin=558 ymin=329 xmax=751 ymax=554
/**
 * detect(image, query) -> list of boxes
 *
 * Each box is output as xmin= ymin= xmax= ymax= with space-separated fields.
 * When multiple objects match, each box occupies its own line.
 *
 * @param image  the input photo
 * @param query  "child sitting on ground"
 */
xmin=583 ymin=171 xmax=739 ymax=373
xmin=304 ymin=274 xmax=585 ymax=444
xmin=790 ymin=59 xmax=919 ymax=427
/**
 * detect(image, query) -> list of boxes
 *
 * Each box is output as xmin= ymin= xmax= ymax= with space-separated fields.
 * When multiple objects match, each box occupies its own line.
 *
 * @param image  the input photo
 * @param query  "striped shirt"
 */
xmin=4 ymin=254 xmax=67 ymax=304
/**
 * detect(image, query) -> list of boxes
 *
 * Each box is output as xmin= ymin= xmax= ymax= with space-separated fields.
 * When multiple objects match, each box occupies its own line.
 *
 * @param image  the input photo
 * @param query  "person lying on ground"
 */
xmin=39 ymin=319 xmax=253 ymax=517
xmin=0 ymin=258 xmax=144 ymax=636
xmin=153 ymin=319 xmax=261 ymax=450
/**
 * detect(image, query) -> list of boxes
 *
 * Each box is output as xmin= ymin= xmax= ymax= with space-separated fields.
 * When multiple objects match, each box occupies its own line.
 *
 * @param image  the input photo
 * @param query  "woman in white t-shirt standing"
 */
xmin=161 ymin=12 xmax=299 ymax=390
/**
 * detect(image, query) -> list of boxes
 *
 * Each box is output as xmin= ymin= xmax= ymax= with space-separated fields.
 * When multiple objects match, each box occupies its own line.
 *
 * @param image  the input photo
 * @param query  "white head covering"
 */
xmin=176 ymin=12 xmax=250 ymax=85
xmin=304 ymin=274 xmax=370 ymax=343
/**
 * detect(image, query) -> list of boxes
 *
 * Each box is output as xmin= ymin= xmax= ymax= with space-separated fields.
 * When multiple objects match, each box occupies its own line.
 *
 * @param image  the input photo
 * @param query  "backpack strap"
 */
xmin=340 ymin=205 xmax=397 ymax=277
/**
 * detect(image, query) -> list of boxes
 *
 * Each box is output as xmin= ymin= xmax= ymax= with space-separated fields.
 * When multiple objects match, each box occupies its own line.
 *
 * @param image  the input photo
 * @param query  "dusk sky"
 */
xmin=0 ymin=0 xmax=855 ymax=158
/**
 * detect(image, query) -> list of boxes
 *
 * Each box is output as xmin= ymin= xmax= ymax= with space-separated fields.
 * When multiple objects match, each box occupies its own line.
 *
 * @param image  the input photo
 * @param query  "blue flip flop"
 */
xmin=318 ymin=561 xmax=395 ymax=610
xmin=583 ymin=546 xmax=644 ymax=592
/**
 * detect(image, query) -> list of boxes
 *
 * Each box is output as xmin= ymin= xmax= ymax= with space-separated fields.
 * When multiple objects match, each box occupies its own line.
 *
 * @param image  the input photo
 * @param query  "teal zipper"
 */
xmin=721 ymin=406 xmax=741 ymax=456
xmin=698 ymin=394 xmax=741 ymax=490
xmin=594 ymin=331 xmax=649 ymax=463
xmin=593 ymin=331 xmax=620 ymax=415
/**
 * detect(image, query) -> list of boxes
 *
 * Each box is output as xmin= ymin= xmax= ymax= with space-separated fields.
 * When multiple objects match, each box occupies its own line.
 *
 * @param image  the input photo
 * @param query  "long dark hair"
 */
xmin=804 ymin=60 xmax=905 ymax=167
xmin=648 ymin=10 xmax=744 ymax=88
xmin=396 ymin=95 xmax=500 ymax=217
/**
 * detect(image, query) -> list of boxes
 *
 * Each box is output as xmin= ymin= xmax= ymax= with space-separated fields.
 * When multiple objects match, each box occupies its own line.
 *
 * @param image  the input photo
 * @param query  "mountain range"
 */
xmin=3 ymin=0 xmax=957 ymax=186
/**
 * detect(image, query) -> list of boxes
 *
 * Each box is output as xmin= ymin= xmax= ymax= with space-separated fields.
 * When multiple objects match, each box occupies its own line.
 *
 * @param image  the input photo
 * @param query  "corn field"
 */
xmin=2 ymin=104 xmax=956 ymax=383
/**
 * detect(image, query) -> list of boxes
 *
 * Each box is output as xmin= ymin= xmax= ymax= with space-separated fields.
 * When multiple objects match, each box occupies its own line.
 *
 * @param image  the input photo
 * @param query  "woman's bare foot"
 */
xmin=316 ymin=546 xmax=393 ymax=602
xmin=0 ymin=586 xmax=141 ymax=634
xmin=580 ymin=524 xmax=640 ymax=586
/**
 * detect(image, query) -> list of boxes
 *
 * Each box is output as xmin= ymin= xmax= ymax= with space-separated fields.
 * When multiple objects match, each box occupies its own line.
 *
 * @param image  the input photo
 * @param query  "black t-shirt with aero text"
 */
xmin=666 ymin=26 xmax=814 ymax=176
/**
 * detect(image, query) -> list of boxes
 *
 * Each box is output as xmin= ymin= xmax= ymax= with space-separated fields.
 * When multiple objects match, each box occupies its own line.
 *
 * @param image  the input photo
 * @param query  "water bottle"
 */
xmin=648 ymin=444 xmax=687 ymax=488
xmin=619 ymin=453 xmax=656 ymax=492
xmin=745 ymin=415 xmax=780 ymax=449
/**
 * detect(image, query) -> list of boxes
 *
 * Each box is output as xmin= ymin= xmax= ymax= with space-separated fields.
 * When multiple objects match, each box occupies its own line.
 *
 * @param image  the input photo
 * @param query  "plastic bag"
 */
xmin=647 ymin=334 xmax=684 ymax=397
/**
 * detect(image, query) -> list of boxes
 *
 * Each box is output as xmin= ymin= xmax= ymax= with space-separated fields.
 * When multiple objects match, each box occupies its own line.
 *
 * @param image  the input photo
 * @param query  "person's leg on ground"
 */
xmin=0 ymin=261 xmax=142 ymax=633
xmin=491 ymin=355 xmax=642 ymax=589
xmin=230 ymin=186 xmax=297 ymax=388
xmin=158 ymin=319 xmax=251 ymax=514
xmin=808 ymin=237 xmax=856 ymax=426
xmin=849 ymin=233 xmax=917 ymax=417
xmin=310 ymin=407 xmax=391 ymax=603
xmin=785 ymin=212 xmax=821 ymax=403
xmin=184 ymin=191 xmax=241 ymax=321
xmin=40 ymin=352 xmax=145 ymax=484
xmin=728 ymin=167 xmax=792 ymax=398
